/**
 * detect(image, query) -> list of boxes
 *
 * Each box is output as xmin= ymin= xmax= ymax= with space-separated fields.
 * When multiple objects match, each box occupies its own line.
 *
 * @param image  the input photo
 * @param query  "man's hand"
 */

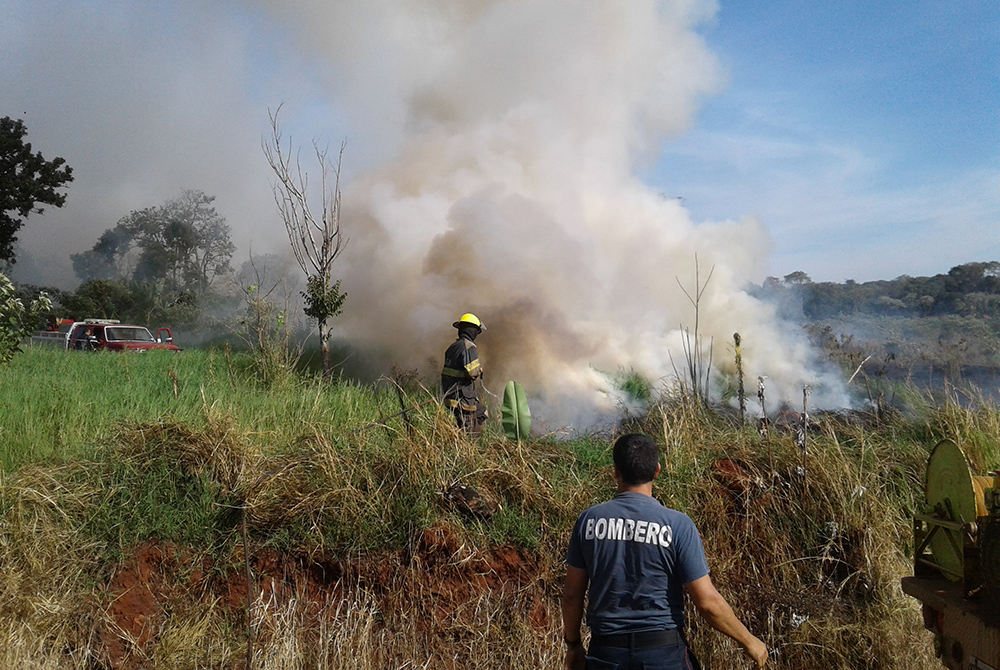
xmin=564 ymin=640 xmax=585 ymax=670
xmin=743 ymin=635 xmax=767 ymax=667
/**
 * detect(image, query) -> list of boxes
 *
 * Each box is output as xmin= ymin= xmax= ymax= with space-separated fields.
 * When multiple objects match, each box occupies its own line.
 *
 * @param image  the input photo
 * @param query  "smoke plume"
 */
xmin=255 ymin=0 xmax=847 ymax=428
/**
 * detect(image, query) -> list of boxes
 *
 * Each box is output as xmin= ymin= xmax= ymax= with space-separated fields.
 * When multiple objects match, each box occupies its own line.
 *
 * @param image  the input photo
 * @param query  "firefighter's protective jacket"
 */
xmin=441 ymin=332 xmax=482 ymax=412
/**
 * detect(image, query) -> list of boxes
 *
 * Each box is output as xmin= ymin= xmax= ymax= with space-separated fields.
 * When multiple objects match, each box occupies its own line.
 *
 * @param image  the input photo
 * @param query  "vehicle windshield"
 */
xmin=105 ymin=327 xmax=155 ymax=343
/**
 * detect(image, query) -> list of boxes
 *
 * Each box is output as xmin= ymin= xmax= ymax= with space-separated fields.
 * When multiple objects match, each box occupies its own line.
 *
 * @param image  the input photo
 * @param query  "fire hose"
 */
xmin=480 ymin=375 xmax=503 ymax=402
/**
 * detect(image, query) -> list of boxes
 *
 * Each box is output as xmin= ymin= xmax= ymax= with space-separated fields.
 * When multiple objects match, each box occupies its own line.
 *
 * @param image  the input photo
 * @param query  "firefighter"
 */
xmin=441 ymin=313 xmax=487 ymax=433
xmin=563 ymin=434 xmax=768 ymax=670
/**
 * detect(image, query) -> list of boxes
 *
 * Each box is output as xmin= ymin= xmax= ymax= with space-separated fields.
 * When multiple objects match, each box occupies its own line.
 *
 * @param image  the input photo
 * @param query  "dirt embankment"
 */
xmin=96 ymin=522 xmax=552 ymax=669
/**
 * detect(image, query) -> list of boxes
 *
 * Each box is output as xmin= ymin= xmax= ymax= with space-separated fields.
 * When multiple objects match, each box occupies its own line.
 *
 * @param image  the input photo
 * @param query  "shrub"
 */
xmin=0 ymin=271 xmax=50 ymax=363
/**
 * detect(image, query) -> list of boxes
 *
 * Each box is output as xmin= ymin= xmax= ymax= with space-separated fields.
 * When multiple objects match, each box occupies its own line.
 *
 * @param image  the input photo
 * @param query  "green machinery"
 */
xmin=903 ymin=439 xmax=1000 ymax=669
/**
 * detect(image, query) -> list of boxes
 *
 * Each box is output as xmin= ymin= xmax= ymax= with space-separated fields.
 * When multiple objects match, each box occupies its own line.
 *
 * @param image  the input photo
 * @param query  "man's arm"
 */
xmin=561 ymin=565 xmax=588 ymax=670
xmin=683 ymin=574 xmax=767 ymax=667
xmin=464 ymin=344 xmax=482 ymax=379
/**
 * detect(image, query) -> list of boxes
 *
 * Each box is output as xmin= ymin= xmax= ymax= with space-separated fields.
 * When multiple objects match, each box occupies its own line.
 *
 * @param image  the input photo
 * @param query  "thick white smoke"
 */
xmin=272 ymin=0 xmax=852 ymax=427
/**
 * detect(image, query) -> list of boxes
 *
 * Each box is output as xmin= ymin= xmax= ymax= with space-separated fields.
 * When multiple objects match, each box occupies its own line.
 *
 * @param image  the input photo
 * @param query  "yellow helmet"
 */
xmin=453 ymin=313 xmax=485 ymax=330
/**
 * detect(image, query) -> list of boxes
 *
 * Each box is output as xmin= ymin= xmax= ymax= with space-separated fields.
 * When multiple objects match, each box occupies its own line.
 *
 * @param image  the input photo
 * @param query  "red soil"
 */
xmin=94 ymin=523 xmax=549 ymax=669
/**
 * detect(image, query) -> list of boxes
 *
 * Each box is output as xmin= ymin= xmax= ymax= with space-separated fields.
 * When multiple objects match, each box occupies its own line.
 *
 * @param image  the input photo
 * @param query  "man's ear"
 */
xmin=654 ymin=463 xmax=661 ymax=479
xmin=612 ymin=465 xmax=622 ymax=484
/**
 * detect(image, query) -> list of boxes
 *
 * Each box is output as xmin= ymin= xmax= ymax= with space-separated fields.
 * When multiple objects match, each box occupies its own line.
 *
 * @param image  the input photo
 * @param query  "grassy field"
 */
xmin=2 ymin=345 xmax=995 ymax=668
xmin=0 ymin=347 xmax=409 ymax=471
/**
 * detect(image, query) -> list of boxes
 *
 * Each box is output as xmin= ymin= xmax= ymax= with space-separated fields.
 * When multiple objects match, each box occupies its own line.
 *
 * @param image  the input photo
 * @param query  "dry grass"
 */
xmin=0 ymin=462 xmax=105 ymax=669
xmin=644 ymin=397 xmax=944 ymax=669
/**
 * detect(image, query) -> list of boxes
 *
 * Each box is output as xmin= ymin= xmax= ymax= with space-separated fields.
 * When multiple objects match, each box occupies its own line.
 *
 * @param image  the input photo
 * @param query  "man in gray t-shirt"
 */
xmin=562 ymin=434 xmax=767 ymax=670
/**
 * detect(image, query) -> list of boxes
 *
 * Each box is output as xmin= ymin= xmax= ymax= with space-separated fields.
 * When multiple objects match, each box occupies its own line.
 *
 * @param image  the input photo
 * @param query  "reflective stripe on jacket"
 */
xmin=442 ymin=336 xmax=481 ymax=411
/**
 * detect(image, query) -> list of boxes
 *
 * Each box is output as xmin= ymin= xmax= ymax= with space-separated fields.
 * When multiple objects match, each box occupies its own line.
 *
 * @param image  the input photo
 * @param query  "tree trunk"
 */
xmin=319 ymin=318 xmax=332 ymax=377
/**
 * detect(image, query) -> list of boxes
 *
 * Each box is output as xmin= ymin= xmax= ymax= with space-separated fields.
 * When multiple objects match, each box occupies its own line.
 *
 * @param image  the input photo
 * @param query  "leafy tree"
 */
xmin=783 ymin=270 xmax=812 ymax=285
xmin=55 ymin=278 xmax=198 ymax=327
xmin=762 ymin=276 xmax=782 ymax=290
xmin=69 ymin=226 xmax=133 ymax=281
xmin=874 ymin=296 xmax=907 ymax=313
xmin=72 ymin=190 xmax=234 ymax=293
xmin=302 ymin=275 xmax=346 ymax=332
xmin=801 ymin=282 xmax=846 ymax=319
xmin=57 ymin=279 xmax=136 ymax=321
xmin=0 ymin=117 xmax=74 ymax=264
xmin=945 ymin=262 xmax=1000 ymax=296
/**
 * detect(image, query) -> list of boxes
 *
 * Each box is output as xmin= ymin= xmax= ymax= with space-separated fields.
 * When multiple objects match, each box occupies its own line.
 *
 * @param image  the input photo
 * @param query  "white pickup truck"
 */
xmin=32 ymin=318 xmax=180 ymax=352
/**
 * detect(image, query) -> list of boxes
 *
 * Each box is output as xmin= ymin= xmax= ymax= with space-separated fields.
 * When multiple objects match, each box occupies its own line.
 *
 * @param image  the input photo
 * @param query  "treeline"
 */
xmin=12 ymin=189 xmax=241 ymax=329
xmin=2 ymin=118 xmax=240 ymax=331
xmin=20 ymin=279 xmax=202 ymax=331
xmin=752 ymin=262 xmax=1000 ymax=321
xmin=10 ymin=185 xmax=314 ymax=341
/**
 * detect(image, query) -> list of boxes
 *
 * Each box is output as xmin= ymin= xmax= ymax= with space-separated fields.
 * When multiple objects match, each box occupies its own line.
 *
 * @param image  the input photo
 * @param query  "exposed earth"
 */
xmin=95 ymin=523 xmax=550 ymax=669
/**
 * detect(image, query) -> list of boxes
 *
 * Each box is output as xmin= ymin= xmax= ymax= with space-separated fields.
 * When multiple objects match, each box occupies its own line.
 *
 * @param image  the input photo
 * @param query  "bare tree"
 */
xmin=262 ymin=107 xmax=347 ymax=377
xmin=671 ymin=255 xmax=714 ymax=404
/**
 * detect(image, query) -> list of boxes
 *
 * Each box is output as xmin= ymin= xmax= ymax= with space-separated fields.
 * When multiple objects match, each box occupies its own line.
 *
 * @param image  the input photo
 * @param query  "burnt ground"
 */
xmin=92 ymin=523 xmax=552 ymax=669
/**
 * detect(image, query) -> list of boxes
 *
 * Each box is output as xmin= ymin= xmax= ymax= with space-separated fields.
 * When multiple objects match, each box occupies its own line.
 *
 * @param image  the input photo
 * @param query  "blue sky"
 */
xmin=651 ymin=0 xmax=1000 ymax=282
xmin=3 ymin=0 xmax=998 ymax=287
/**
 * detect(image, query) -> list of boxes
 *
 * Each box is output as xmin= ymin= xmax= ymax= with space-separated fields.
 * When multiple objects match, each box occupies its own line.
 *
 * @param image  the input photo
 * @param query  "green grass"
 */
xmin=89 ymin=455 xmax=236 ymax=553
xmin=0 ymin=347 xmax=593 ymax=552
xmin=0 ymin=346 xmax=408 ymax=471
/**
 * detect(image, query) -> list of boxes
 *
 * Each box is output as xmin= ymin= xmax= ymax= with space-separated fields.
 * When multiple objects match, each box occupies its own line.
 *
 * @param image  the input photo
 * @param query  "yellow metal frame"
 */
xmin=913 ymin=511 xmax=981 ymax=595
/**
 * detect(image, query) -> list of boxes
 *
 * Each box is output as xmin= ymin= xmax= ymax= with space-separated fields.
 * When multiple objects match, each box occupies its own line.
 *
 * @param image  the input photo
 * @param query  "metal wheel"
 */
xmin=925 ymin=439 xmax=977 ymax=581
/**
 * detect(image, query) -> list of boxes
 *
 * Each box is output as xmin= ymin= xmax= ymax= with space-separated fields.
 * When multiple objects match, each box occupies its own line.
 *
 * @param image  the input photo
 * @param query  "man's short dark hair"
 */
xmin=613 ymin=433 xmax=660 ymax=485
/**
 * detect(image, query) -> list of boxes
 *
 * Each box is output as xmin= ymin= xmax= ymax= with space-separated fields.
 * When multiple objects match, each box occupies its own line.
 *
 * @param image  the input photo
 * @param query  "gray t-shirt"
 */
xmin=565 ymin=492 xmax=709 ymax=635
